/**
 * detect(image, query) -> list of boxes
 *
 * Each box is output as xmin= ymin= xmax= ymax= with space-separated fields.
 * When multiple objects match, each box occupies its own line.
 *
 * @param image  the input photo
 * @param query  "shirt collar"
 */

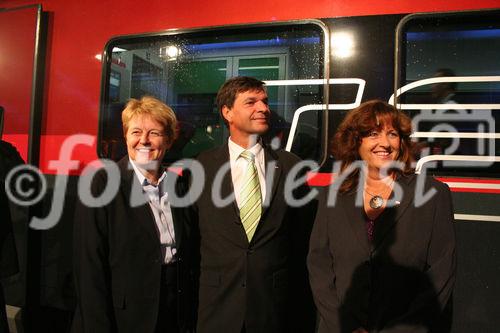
xmin=228 ymin=137 xmax=263 ymax=162
xmin=129 ymin=157 xmax=167 ymax=187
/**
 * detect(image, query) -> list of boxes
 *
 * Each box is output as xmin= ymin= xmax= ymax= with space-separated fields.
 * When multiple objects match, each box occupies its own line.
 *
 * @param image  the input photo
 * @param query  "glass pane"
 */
xmin=238 ymin=57 xmax=281 ymax=134
xmin=238 ymin=57 xmax=280 ymax=79
xmin=100 ymin=24 xmax=325 ymax=163
xmin=169 ymin=59 xmax=228 ymax=158
xmin=131 ymin=54 xmax=166 ymax=99
xmin=399 ymin=12 xmax=500 ymax=176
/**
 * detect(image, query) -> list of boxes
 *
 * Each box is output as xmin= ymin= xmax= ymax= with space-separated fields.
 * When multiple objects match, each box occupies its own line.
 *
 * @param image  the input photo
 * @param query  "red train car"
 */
xmin=1 ymin=0 xmax=499 ymax=331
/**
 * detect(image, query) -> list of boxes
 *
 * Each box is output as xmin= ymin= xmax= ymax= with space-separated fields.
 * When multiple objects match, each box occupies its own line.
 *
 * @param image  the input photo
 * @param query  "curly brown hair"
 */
xmin=331 ymin=100 xmax=414 ymax=192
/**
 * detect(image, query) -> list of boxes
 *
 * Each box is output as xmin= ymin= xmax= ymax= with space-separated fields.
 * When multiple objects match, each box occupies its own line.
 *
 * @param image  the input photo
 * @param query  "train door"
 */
xmin=394 ymin=9 xmax=500 ymax=332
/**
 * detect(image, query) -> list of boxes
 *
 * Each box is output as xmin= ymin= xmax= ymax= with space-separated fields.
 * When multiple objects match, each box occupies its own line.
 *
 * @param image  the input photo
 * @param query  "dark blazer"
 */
xmin=0 ymin=182 xmax=18 ymax=279
xmin=72 ymin=157 xmax=197 ymax=333
xmin=0 ymin=140 xmax=22 ymax=279
xmin=195 ymin=144 xmax=315 ymax=333
xmin=308 ymin=174 xmax=456 ymax=333
xmin=0 ymin=140 xmax=22 ymax=333
xmin=0 ymin=182 xmax=17 ymax=333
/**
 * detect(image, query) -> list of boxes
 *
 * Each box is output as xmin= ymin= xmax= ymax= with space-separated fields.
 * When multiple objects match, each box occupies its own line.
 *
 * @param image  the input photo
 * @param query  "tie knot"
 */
xmin=240 ymin=150 xmax=255 ymax=162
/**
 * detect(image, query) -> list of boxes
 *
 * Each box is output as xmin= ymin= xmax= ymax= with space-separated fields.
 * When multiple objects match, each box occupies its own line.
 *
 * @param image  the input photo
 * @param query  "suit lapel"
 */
xmin=249 ymin=145 xmax=282 ymax=245
xmin=204 ymin=145 xmax=248 ymax=246
xmin=262 ymin=146 xmax=282 ymax=216
xmin=338 ymin=174 xmax=416 ymax=256
xmin=118 ymin=158 xmax=161 ymax=253
xmin=165 ymin=170 xmax=185 ymax=251
xmin=215 ymin=145 xmax=240 ymax=219
xmin=340 ymin=190 xmax=371 ymax=255
xmin=371 ymin=174 xmax=415 ymax=253
xmin=170 ymin=207 xmax=183 ymax=251
xmin=211 ymin=143 xmax=284 ymax=245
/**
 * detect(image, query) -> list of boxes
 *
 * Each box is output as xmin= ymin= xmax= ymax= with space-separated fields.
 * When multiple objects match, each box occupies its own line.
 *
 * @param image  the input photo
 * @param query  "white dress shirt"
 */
xmin=228 ymin=138 xmax=266 ymax=208
xmin=130 ymin=158 xmax=176 ymax=264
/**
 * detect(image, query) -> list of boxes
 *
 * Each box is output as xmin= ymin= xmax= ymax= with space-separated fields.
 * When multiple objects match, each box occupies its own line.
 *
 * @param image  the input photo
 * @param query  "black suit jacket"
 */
xmin=0 ymin=182 xmax=17 ymax=333
xmin=195 ymin=144 xmax=315 ymax=333
xmin=0 ymin=140 xmax=22 ymax=333
xmin=0 ymin=140 xmax=22 ymax=279
xmin=72 ymin=157 xmax=197 ymax=333
xmin=308 ymin=174 xmax=456 ymax=333
xmin=0 ymin=183 xmax=18 ymax=279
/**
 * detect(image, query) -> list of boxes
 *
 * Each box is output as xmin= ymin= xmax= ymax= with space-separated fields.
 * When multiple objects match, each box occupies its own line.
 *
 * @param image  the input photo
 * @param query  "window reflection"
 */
xmin=100 ymin=24 xmax=325 ymax=163
xmin=400 ymin=13 xmax=500 ymax=175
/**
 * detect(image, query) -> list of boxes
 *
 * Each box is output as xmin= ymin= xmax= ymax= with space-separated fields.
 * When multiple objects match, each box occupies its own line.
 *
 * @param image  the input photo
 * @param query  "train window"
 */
xmin=99 ymin=22 xmax=326 ymax=163
xmin=397 ymin=10 xmax=500 ymax=177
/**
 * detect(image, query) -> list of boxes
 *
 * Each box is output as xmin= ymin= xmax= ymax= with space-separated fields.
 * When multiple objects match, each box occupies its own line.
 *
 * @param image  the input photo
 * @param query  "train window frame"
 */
xmin=395 ymin=9 xmax=500 ymax=177
xmin=98 ymin=20 xmax=330 ymax=165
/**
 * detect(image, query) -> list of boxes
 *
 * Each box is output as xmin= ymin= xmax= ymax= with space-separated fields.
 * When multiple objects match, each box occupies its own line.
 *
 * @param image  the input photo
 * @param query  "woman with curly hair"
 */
xmin=308 ymin=100 xmax=456 ymax=333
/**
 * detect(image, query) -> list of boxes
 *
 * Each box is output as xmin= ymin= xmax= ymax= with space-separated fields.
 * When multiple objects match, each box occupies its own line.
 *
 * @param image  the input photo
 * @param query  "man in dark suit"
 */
xmin=195 ymin=76 xmax=315 ymax=332
xmin=72 ymin=96 xmax=197 ymax=333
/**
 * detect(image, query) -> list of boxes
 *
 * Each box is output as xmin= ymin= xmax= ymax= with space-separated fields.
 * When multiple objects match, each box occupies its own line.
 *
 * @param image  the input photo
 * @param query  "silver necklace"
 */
xmin=364 ymin=178 xmax=395 ymax=209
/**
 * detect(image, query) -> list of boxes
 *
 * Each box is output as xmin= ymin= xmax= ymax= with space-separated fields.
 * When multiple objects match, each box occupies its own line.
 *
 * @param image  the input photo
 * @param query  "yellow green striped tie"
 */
xmin=239 ymin=150 xmax=262 ymax=242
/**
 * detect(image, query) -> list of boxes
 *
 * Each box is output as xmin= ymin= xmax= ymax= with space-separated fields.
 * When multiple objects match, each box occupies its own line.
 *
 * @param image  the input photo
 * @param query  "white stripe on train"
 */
xmin=454 ymin=214 xmax=500 ymax=222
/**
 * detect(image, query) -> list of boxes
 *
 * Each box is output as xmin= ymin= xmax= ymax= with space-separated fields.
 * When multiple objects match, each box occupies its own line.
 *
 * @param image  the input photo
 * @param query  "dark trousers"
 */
xmin=0 ymin=286 xmax=8 ymax=333
xmin=155 ymin=263 xmax=178 ymax=333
